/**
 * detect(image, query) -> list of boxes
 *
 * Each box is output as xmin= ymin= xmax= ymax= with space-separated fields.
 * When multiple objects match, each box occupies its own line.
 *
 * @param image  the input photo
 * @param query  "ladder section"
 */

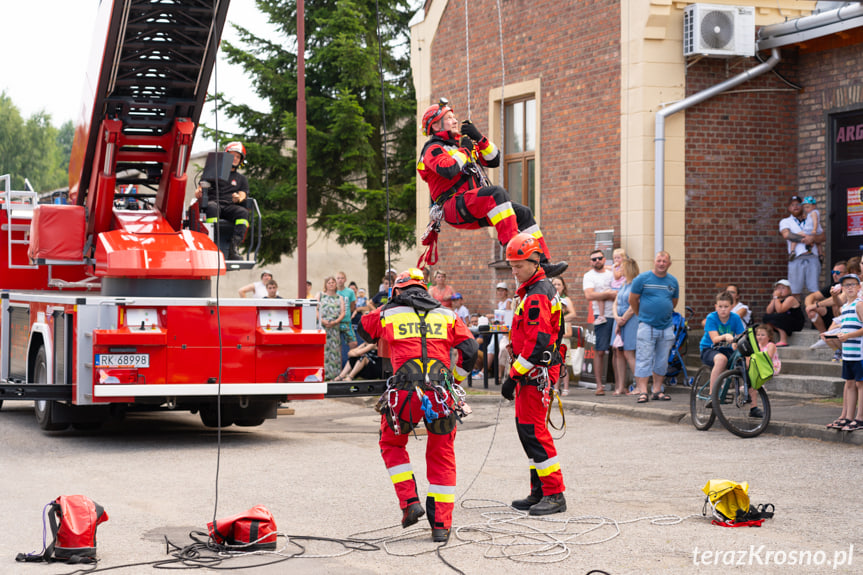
xmin=0 ymin=174 xmax=38 ymax=269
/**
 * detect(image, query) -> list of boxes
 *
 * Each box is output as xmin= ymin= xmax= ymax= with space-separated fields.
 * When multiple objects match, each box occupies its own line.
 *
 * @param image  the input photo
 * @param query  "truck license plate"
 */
xmin=95 ymin=354 xmax=149 ymax=368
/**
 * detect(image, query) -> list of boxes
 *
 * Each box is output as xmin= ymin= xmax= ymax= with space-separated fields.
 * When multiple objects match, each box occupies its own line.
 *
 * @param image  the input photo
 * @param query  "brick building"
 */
xmin=410 ymin=1 xmax=863 ymax=325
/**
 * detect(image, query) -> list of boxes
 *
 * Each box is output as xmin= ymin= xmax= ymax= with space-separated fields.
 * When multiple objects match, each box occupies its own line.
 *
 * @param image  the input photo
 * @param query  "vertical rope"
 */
xmin=464 ymin=0 xmax=471 ymax=118
xmin=495 ymin=0 xmax=505 ymax=154
xmin=374 ymin=0 xmax=392 ymax=278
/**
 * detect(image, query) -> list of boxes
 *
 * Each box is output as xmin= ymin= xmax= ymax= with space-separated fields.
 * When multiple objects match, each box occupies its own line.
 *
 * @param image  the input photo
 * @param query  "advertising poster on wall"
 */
xmin=848 ymin=186 xmax=863 ymax=236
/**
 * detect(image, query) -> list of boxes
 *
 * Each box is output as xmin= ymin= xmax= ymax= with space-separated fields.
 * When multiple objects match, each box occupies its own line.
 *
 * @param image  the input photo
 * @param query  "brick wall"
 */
xmin=683 ymin=54 xmax=799 ymax=323
xmin=427 ymin=0 xmax=621 ymax=319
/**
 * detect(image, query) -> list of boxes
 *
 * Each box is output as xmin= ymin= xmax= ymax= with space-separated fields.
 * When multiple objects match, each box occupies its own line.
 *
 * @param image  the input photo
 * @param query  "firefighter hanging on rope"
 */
xmin=501 ymin=233 xmax=568 ymax=515
xmin=359 ymin=268 xmax=478 ymax=543
xmin=417 ymin=98 xmax=568 ymax=278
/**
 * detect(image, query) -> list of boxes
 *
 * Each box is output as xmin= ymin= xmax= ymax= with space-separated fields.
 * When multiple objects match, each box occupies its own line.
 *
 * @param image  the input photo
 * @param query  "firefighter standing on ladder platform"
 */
xmin=359 ymin=269 xmax=478 ymax=543
xmin=417 ymin=98 xmax=568 ymax=277
xmin=501 ymin=233 xmax=567 ymax=515
xmin=195 ymin=141 xmax=250 ymax=260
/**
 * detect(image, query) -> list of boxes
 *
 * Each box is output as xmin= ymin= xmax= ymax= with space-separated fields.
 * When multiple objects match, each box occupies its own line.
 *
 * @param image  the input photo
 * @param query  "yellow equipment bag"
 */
xmin=702 ymin=479 xmax=750 ymax=522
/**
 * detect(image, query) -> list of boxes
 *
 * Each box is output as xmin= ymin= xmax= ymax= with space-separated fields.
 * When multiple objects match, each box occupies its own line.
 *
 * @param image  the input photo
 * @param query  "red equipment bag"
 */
xmin=207 ymin=505 xmax=278 ymax=550
xmin=16 ymin=495 xmax=108 ymax=564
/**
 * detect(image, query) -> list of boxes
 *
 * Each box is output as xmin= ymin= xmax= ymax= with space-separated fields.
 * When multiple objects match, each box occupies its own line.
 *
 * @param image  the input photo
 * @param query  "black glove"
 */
xmin=459 ymin=136 xmax=474 ymax=150
xmin=460 ymin=120 xmax=483 ymax=142
xmin=501 ymin=377 xmax=517 ymax=401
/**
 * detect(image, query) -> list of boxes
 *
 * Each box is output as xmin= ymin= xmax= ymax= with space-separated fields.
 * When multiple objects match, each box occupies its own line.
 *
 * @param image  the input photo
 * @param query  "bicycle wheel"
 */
xmin=690 ymin=366 xmax=715 ymax=431
xmin=712 ymin=369 xmax=771 ymax=438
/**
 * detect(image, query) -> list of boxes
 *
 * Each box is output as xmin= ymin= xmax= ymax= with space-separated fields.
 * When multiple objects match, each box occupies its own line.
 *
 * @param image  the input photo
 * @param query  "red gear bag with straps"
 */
xmin=16 ymin=495 xmax=108 ymax=564
xmin=208 ymin=505 xmax=278 ymax=550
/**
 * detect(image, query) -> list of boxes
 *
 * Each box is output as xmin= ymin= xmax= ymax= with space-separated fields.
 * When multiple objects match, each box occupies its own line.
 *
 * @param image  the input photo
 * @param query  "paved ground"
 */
xmin=468 ymin=377 xmax=863 ymax=446
xmin=1 ymin=396 xmax=861 ymax=574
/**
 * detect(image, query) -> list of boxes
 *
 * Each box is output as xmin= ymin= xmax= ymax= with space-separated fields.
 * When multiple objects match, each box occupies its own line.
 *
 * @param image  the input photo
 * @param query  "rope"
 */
xmin=374 ymin=0 xmax=393 ymax=281
xmin=463 ymin=0 xmax=471 ymax=117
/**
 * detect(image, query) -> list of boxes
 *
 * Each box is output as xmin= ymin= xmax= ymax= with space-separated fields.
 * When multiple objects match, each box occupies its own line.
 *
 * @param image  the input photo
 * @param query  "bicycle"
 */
xmin=691 ymin=329 xmax=772 ymax=437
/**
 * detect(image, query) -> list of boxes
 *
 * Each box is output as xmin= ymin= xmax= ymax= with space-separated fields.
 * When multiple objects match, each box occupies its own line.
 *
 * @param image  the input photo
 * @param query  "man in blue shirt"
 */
xmin=336 ymin=271 xmax=357 ymax=367
xmin=629 ymin=251 xmax=679 ymax=403
xmin=700 ymin=291 xmax=746 ymax=396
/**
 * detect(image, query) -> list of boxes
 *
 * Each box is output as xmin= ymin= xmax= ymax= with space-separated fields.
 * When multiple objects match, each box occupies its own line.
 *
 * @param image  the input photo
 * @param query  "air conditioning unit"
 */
xmin=684 ymin=4 xmax=755 ymax=58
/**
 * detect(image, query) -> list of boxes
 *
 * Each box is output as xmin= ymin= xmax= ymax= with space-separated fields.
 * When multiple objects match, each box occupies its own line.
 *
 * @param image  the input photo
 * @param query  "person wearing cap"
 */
xmin=779 ymin=195 xmax=824 ymax=298
xmin=820 ymin=273 xmax=863 ymax=431
xmin=358 ymin=268 xmax=478 ymax=542
xmin=239 ymin=270 xmax=274 ymax=298
xmin=452 ymin=292 xmax=470 ymax=324
xmin=763 ymin=279 xmax=805 ymax=347
xmin=418 ymin=98 xmax=568 ymax=278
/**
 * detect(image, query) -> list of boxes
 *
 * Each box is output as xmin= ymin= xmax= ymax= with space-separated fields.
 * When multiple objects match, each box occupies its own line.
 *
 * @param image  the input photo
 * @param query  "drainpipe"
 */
xmin=653 ymin=48 xmax=780 ymax=253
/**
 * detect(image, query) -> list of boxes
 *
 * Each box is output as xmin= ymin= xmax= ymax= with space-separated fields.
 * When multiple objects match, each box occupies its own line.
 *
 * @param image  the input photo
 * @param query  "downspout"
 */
xmin=653 ymin=48 xmax=781 ymax=253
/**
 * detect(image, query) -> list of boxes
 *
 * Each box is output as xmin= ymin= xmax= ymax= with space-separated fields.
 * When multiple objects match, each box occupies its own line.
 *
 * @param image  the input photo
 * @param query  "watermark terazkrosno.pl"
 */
xmin=693 ymin=545 xmax=854 ymax=569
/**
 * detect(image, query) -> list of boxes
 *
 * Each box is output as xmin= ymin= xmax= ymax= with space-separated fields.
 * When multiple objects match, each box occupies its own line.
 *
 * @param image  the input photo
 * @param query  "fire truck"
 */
xmin=0 ymin=0 xmax=327 ymax=430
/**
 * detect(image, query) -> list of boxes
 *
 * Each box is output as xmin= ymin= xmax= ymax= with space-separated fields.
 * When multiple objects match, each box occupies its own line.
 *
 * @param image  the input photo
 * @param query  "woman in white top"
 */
xmin=551 ymin=276 xmax=577 ymax=395
xmin=726 ymin=284 xmax=751 ymax=326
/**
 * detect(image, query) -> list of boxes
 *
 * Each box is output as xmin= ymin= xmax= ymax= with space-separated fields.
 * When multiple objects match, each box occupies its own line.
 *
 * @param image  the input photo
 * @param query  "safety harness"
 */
xmin=377 ymin=310 xmax=470 ymax=436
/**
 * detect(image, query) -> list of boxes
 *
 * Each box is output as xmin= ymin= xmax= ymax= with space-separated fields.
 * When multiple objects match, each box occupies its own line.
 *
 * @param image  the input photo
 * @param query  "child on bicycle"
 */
xmin=821 ymin=273 xmax=863 ymax=432
xmin=699 ymin=291 xmax=748 ymax=411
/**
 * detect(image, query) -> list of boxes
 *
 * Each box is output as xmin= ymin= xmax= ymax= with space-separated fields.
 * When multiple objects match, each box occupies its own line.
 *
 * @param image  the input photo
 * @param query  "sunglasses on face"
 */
xmin=591 ymin=256 xmax=604 ymax=261
xmin=832 ymin=270 xmax=843 ymax=275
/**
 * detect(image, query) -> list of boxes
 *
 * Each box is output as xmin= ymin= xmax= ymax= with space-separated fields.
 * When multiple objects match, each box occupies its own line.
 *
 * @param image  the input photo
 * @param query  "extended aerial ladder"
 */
xmin=0 ymin=0 xmax=327 ymax=430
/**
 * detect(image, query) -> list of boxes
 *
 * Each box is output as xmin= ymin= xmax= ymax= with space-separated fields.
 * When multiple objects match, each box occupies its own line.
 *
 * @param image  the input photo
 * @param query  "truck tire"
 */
xmin=33 ymin=347 xmax=70 ymax=431
xmin=200 ymin=407 xmax=233 ymax=428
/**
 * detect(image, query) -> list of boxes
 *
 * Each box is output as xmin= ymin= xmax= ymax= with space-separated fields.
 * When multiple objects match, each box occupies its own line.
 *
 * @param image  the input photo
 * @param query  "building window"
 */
xmin=504 ymin=98 xmax=536 ymax=212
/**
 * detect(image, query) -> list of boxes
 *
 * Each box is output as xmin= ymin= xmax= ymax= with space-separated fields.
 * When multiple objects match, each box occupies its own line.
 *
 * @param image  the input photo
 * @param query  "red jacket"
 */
xmin=509 ymin=269 xmax=564 ymax=381
xmin=359 ymin=289 xmax=478 ymax=383
xmin=417 ymin=131 xmax=500 ymax=203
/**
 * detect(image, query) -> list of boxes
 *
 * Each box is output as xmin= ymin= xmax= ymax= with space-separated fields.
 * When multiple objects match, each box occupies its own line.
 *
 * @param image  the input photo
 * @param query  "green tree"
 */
xmin=216 ymin=0 xmax=417 ymax=288
xmin=0 ymin=92 xmax=67 ymax=192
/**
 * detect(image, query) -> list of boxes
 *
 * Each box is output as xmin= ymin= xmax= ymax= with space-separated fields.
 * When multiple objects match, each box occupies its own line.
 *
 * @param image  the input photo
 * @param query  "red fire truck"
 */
xmin=0 ymin=0 xmax=327 ymax=430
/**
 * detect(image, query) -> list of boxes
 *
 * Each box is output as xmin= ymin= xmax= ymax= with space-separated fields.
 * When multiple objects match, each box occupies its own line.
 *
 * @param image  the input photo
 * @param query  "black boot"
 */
xmin=541 ymin=261 xmax=569 ymax=278
xmin=227 ymin=235 xmax=243 ymax=261
xmin=511 ymin=491 xmax=543 ymax=511
xmin=432 ymin=528 xmax=450 ymax=543
xmin=401 ymin=502 xmax=425 ymax=528
xmin=529 ymin=492 xmax=567 ymax=516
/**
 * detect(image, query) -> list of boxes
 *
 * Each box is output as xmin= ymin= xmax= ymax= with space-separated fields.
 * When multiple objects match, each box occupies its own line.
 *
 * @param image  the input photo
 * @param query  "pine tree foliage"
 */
xmin=215 ymin=0 xmax=417 ymax=286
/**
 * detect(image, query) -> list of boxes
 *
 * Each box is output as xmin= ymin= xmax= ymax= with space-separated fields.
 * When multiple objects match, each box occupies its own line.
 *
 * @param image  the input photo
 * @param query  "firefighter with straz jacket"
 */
xmin=501 ymin=233 xmax=567 ymax=515
xmin=359 ymin=268 xmax=478 ymax=543
xmin=195 ymin=141 xmax=250 ymax=260
xmin=417 ymin=98 xmax=567 ymax=278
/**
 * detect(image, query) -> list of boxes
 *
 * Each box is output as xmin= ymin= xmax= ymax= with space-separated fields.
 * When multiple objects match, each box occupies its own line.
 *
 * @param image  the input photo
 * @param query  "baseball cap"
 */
xmin=774 ymin=279 xmax=791 ymax=287
xmin=452 ymin=292 xmax=463 ymax=299
xmin=840 ymin=274 xmax=861 ymax=284
xmin=496 ymin=281 xmax=509 ymax=290
xmin=260 ymin=269 xmax=273 ymax=278
xmin=788 ymin=195 xmax=802 ymax=204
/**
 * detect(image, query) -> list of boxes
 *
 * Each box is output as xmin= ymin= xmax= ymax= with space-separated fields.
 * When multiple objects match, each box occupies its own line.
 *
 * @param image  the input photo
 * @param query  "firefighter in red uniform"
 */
xmin=359 ymin=268 xmax=478 ymax=543
xmin=501 ymin=233 xmax=567 ymax=515
xmin=417 ymin=98 xmax=567 ymax=278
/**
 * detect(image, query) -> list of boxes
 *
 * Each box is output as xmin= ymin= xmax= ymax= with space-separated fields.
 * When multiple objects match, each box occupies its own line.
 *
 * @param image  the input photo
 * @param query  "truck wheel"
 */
xmin=200 ymin=407 xmax=233 ymax=428
xmin=233 ymin=418 xmax=265 ymax=427
xmin=33 ymin=347 xmax=69 ymax=431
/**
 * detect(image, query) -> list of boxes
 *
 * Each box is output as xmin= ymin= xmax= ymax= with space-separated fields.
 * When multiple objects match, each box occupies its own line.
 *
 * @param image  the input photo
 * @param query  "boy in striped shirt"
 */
xmin=822 ymin=274 xmax=863 ymax=432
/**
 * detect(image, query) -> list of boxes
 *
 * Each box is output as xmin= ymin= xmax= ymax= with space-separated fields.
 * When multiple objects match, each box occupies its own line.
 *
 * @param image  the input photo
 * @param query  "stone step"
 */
xmin=775 ymin=344 xmax=836 ymax=361
xmin=766 ymin=373 xmax=844 ymax=397
xmin=777 ymin=358 xmax=842 ymax=377
xmin=785 ymin=329 xmax=824 ymax=347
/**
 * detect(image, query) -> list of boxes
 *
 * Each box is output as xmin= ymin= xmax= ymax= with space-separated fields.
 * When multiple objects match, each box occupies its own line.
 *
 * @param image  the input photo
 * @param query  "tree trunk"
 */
xmin=365 ymin=245 xmax=386 ymax=295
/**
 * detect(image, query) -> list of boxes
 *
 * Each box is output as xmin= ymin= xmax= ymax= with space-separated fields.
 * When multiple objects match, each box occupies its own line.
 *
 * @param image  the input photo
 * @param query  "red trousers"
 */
xmin=379 ymin=388 xmax=457 ymax=529
xmin=442 ymin=185 xmax=551 ymax=259
xmin=514 ymin=383 xmax=565 ymax=495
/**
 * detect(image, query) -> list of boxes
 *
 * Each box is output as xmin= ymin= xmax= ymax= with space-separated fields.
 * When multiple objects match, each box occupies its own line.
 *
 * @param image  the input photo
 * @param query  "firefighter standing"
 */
xmin=195 ymin=141 xmax=250 ymax=260
xmin=417 ymin=99 xmax=567 ymax=278
xmin=359 ymin=269 xmax=478 ymax=543
xmin=501 ymin=233 xmax=567 ymax=515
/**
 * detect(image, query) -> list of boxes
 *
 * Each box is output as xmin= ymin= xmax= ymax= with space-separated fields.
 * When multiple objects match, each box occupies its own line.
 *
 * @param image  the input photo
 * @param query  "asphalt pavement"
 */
xmin=467 ymin=378 xmax=863 ymax=446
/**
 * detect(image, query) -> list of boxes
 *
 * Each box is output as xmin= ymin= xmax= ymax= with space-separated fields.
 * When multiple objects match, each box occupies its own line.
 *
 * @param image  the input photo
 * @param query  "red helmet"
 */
xmin=422 ymin=98 xmax=453 ymax=136
xmin=393 ymin=268 xmax=427 ymax=290
xmin=224 ymin=141 xmax=246 ymax=160
xmin=505 ymin=233 xmax=543 ymax=262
